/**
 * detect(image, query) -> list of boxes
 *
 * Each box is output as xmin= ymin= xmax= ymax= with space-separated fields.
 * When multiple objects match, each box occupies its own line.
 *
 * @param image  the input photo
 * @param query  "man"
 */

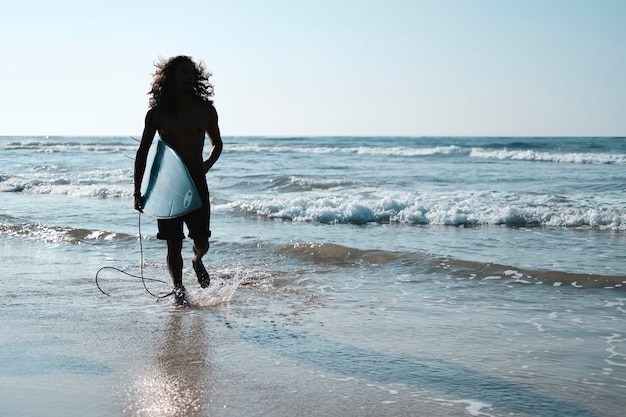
xmin=134 ymin=56 xmax=223 ymax=301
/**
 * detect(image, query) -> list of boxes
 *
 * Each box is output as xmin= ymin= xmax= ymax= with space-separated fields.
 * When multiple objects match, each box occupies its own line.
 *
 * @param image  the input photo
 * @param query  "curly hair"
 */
xmin=148 ymin=56 xmax=214 ymax=117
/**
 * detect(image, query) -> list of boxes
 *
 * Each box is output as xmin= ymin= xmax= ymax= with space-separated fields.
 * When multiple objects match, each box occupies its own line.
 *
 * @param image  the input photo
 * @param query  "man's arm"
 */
xmin=134 ymin=108 xmax=158 ymax=210
xmin=203 ymin=105 xmax=223 ymax=174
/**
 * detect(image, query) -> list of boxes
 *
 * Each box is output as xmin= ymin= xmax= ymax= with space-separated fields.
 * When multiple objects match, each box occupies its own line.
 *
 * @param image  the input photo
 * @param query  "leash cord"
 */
xmin=95 ymin=212 xmax=174 ymax=299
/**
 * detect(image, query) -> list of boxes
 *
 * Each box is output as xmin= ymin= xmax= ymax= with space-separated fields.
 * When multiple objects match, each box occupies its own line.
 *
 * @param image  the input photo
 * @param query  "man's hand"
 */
xmin=134 ymin=193 xmax=144 ymax=212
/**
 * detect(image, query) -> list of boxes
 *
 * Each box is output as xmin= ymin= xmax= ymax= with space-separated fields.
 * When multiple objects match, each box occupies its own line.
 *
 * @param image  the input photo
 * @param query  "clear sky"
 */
xmin=1 ymin=0 xmax=624 ymax=137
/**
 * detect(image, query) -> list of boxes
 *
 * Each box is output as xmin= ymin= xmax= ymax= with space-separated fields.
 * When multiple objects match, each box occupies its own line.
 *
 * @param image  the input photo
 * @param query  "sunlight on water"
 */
xmin=125 ymin=369 xmax=204 ymax=417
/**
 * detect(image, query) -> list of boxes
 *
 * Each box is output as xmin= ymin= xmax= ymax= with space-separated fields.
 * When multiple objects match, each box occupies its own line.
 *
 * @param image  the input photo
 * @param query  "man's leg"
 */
xmin=166 ymin=239 xmax=184 ymax=289
xmin=192 ymin=237 xmax=210 ymax=288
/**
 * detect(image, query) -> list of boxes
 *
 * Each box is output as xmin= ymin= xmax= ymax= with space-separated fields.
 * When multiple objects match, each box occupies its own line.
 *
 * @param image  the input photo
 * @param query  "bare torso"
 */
xmin=134 ymin=96 xmax=222 ymax=200
xmin=145 ymin=100 xmax=218 ymax=180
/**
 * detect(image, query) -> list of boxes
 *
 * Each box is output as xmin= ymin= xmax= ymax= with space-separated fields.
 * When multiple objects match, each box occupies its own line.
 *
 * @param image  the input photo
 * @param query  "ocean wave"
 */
xmin=0 ymin=173 xmax=132 ymax=198
xmin=226 ymin=144 xmax=466 ymax=157
xmin=435 ymin=256 xmax=626 ymax=290
xmin=263 ymin=176 xmax=351 ymax=192
xmin=470 ymin=148 xmax=626 ymax=164
xmin=226 ymin=143 xmax=626 ymax=164
xmin=221 ymin=194 xmax=626 ymax=230
xmin=0 ymin=139 xmax=135 ymax=153
xmin=278 ymin=242 xmax=626 ymax=289
xmin=279 ymin=242 xmax=418 ymax=265
xmin=0 ymin=221 xmax=136 ymax=244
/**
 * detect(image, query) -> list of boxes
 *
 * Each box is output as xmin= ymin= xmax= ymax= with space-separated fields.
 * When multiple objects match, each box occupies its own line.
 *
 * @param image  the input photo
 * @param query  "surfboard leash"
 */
xmin=137 ymin=211 xmax=173 ymax=299
xmin=95 ymin=212 xmax=174 ymax=299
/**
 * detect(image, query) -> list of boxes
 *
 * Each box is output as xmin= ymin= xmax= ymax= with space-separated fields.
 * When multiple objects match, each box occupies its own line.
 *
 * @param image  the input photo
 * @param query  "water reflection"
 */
xmin=126 ymin=310 xmax=214 ymax=417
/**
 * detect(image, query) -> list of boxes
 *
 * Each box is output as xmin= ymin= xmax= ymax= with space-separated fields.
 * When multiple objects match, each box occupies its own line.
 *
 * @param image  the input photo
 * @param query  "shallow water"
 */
xmin=1 ymin=136 xmax=626 ymax=416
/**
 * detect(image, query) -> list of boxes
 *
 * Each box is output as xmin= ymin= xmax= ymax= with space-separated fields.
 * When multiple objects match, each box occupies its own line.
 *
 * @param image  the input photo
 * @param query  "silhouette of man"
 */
xmin=134 ymin=56 xmax=223 ymax=300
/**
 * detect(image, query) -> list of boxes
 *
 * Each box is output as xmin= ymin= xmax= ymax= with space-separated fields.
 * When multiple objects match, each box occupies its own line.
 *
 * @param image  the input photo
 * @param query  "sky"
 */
xmin=1 ymin=0 xmax=624 ymax=137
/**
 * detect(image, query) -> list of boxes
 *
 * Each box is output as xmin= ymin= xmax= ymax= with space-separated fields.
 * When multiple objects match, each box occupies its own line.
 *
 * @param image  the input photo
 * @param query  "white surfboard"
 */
xmin=140 ymin=140 xmax=203 ymax=219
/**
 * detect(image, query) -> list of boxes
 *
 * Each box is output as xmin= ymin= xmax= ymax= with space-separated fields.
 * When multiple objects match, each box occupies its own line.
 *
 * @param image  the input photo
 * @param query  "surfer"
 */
xmin=133 ymin=56 xmax=223 ymax=300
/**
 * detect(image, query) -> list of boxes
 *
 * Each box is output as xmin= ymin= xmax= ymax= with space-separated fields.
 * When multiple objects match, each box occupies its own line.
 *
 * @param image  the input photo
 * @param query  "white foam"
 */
xmin=602 ymin=333 xmax=626 ymax=367
xmin=228 ymin=143 xmax=626 ymax=164
xmin=470 ymin=148 xmax=626 ymax=165
xmin=226 ymin=143 xmax=466 ymax=157
xmin=183 ymin=268 xmax=267 ymax=307
xmin=221 ymin=191 xmax=626 ymax=230
xmin=528 ymin=318 xmax=547 ymax=332
xmin=185 ymin=281 xmax=243 ymax=307
xmin=0 ymin=171 xmax=132 ymax=198
xmin=0 ymin=139 xmax=135 ymax=154
xmin=435 ymin=398 xmax=495 ymax=416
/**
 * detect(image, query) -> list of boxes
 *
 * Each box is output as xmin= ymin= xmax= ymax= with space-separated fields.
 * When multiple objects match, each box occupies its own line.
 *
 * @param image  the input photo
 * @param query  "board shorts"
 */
xmin=157 ymin=204 xmax=211 ymax=241
xmin=157 ymin=180 xmax=211 ymax=241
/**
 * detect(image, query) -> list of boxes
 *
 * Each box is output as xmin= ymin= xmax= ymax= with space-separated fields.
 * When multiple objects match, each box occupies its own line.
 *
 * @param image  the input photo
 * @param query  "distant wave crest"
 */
xmin=227 ymin=143 xmax=626 ymax=164
xmin=470 ymin=148 xmax=626 ymax=164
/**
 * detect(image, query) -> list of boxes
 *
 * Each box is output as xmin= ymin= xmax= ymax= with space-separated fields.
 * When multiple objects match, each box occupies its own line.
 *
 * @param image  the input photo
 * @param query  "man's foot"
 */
xmin=193 ymin=259 xmax=210 ymax=288
xmin=173 ymin=286 xmax=186 ymax=302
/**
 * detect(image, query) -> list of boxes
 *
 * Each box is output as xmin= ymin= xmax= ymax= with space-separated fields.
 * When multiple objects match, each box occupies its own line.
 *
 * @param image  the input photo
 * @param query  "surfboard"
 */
xmin=140 ymin=140 xmax=203 ymax=219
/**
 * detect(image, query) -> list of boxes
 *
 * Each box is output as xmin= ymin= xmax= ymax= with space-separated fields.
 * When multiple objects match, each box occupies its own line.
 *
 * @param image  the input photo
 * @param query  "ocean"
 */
xmin=1 ymin=135 xmax=625 ymax=417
